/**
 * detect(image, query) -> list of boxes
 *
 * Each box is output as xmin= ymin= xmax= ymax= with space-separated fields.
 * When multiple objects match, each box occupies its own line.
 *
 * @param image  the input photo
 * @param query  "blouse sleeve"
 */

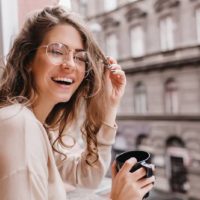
xmin=55 ymin=123 xmax=117 ymax=189
xmin=0 ymin=106 xmax=48 ymax=200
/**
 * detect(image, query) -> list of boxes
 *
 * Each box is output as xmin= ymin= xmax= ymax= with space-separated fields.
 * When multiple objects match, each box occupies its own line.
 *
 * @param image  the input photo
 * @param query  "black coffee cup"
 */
xmin=115 ymin=150 xmax=153 ymax=199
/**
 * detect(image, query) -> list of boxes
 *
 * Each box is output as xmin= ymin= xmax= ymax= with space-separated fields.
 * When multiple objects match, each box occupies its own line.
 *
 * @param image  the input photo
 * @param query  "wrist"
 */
xmin=104 ymin=107 xmax=118 ymax=125
xmin=102 ymin=121 xmax=118 ymax=129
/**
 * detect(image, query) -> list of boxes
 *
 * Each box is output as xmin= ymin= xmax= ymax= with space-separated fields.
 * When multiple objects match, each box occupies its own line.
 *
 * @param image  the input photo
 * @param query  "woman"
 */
xmin=0 ymin=6 xmax=154 ymax=200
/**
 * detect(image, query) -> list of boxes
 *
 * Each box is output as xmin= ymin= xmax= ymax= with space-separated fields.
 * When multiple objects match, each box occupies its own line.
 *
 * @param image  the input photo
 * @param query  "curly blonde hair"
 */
xmin=0 ymin=6 xmax=109 ymax=165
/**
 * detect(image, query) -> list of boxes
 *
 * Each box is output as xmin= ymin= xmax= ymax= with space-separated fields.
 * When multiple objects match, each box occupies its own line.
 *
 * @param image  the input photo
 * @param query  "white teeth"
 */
xmin=53 ymin=77 xmax=73 ymax=83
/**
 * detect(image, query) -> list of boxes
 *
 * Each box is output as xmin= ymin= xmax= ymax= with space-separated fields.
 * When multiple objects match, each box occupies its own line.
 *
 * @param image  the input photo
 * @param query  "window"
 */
xmin=104 ymin=0 xmax=117 ymax=12
xmin=105 ymin=33 xmax=118 ymax=58
xmin=58 ymin=0 xmax=71 ymax=9
xmin=79 ymin=0 xmax=87 ymax=16
xmin=166 ymin=136 xmax=185 ymax=147
xmin=130 ymin=25 xmax=145 ymax=57
xmin=196 ymin=8 xmax=200 ymax=43
xmin=165 ymin=78 xmax=178 ymax=114
xmin=0 ymin=0 xmax=18 ymax=58
xmin=136 ymin=134 xmax=148 ymax=148
xmin=134 ymin=82 xmax=147 ymax=114
xmin=160 ymin=16 xmax=175 ymax=51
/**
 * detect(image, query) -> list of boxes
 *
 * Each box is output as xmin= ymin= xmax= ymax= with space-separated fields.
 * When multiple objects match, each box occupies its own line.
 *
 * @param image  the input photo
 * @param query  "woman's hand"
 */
xmin=103 ymin=57 xmax=126 ymax=126
xmin=110 ymin=158 xmax=155 ymax=200
xmin=105 ymin=57 xmax=126 ymax=107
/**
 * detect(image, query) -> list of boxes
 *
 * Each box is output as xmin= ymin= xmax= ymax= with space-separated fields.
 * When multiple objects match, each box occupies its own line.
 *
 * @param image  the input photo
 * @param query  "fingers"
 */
xmin=138 ymin=176 xmax=156 ymax=188
xmin=149 ymin=164 xmax=156 ymax=171
xmin=141 ymin=182 xmax=154 ymax=197
xmin=106 ymin=56 xmax=117 ymax=65
xmin=118 ymin=158 xmax=137 ymax=174
xmin=105 ymin=56 xmax=125 ymax=77
xmin=109 ymin=64 xmax=121 ymax=70
xmin=106 ymin=57 xmax=121 ymax=71
xmin=131 ymin=167 xmax=147 ymax=181
xmin=111 ymin=157 xmax=155 ymax=200
xmin=111 ymin=160 xmax=117 ymax=178
xmin=111 ymin=69 xmax=125 ymax=77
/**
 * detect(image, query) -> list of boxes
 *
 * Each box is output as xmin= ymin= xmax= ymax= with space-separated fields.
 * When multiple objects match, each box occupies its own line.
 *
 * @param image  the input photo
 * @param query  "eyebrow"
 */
xmin=62 ymin=43 xmax=86 ymax=52
xmin=75 ymin=48 xmax=86 ymax=52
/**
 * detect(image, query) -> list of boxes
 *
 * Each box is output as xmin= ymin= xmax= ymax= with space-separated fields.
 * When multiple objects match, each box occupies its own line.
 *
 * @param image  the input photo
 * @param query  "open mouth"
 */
xmin=52 ymin=77 xmax=74 ymax=86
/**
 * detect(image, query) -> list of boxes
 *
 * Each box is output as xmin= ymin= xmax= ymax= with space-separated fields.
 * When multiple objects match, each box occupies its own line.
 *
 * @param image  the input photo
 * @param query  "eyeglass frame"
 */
xmin=39 ymin=42 xmax=89 ymax=67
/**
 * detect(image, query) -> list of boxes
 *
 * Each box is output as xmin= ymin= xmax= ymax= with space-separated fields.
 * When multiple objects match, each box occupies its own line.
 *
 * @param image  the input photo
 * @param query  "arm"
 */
xmin=0 ymin=106 xmax=48 ymax=200
xmin=57 ymin=57 xmax=126 ymax=189
xmin=56 ymin=123 xmax=117 ymax=189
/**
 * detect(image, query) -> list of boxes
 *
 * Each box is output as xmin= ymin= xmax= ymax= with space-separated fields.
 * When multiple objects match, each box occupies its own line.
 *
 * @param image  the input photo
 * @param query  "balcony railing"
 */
xmin=118 ymin=45 xmax=200 ymax=72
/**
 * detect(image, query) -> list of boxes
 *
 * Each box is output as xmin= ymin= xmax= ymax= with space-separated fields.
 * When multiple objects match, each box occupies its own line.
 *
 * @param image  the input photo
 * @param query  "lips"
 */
xmin=52 ymin=77 xmax=74 ymax=85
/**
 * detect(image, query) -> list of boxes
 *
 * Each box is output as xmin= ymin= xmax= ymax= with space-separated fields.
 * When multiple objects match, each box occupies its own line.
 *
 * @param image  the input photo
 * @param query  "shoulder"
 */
xmin=0 ymin=104 xmax=34 ymax=122
xmin=0 ymin=104 xmax=49 ymax=181
xmin=0 ymin=104 xmax=45 ymax=139
xmin=0 ymin=103 xmax=41 ymax=127
xmin=0 ymin=104 xmax=48 ymax=155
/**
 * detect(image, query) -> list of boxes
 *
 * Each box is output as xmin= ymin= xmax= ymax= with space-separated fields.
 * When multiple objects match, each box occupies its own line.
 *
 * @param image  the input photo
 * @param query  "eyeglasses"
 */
xmin=40 ymin=43 xmax=89 ymax=68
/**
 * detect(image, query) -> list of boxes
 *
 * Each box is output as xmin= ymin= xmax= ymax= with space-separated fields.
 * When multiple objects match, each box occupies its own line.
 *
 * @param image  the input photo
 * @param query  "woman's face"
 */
xmin=31 ymin=24 xmax=86 ymax=106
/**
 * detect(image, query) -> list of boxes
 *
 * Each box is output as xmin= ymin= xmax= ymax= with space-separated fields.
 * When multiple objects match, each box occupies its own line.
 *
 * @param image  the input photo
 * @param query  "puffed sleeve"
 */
xmin=0 ymin=105 xmax=48 ymax=200
xmin=55 ymin=123 xmax=117 ymax=189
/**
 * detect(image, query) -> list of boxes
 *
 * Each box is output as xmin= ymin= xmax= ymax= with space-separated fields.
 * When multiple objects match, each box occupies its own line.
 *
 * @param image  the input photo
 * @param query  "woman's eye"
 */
xmin=75 ymin=56 xmax=85 ymax=62
xmin=49 ymin=49 xmax=63 ymax=55
xmin=74 ymin=53 xmax=88 ymax=63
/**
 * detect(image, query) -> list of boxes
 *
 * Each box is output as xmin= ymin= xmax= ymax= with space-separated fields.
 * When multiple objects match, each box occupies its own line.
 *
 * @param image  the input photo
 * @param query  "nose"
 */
xmin=62 ymin=52 xmax=76 ymax=70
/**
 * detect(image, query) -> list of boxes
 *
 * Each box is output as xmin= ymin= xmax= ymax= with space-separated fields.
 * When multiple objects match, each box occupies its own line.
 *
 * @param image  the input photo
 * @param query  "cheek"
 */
xmin=31 ymin=72 xmax=43 ymax=93
xmin=31 ymin=68 xmax=49 ymax=92
xmin=31 ymin=53 xmax=52 ymax=83
xmin=78 ymin=67 xmax=86 ymax=82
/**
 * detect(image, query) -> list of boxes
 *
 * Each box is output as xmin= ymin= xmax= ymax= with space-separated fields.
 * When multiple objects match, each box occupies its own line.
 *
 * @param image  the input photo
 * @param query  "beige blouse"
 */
xmin=0 ymin=104 xmax=117 ymax=200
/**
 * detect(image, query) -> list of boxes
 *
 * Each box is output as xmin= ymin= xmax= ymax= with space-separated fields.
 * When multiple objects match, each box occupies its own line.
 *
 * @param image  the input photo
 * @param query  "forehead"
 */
xmin=41 ymin=24 xmax=84 ymax=49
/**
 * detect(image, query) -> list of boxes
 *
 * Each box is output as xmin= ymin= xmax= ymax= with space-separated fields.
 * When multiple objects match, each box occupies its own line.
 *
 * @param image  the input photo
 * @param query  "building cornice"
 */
xmin=125 ymin=6 xmax=147 ymax=22
xmin=117 ymin=45 xmax=200 ymax=74
xmin=100 ymin=17 xmax=120 ymax=29
xmin=123 ymin=56 xmax=200 ymax=74
xmin=154 ymin=0 xmax=180 ymax=12
xmin=117 ymin=115 xmax=200 ymax=121
xmin=86 ymin=0 xmax=145 ymax=21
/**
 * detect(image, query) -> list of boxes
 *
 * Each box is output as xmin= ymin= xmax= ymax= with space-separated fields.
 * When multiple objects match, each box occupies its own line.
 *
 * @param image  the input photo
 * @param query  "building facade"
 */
xmin=0 ymin=0 xmax=200 ymax=198
xmin=72 ymin=0 xmax=200 ymax=199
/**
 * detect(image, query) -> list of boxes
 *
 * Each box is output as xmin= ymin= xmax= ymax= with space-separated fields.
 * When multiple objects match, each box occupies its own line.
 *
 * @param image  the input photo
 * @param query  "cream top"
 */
xmin=0 ymin=104 xmax=117 ymax=200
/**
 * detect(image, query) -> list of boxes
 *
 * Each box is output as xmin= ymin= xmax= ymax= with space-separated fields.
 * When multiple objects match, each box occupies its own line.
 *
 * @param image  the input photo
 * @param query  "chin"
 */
xmin=53 ymin=93 xmax=74 ymax=104
xmin=58 ymin=96 xmax=72 ymax=103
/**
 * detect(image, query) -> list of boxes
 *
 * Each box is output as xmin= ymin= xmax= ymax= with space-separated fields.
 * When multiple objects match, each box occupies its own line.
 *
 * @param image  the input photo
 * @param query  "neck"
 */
xmin=32 ymin=97 xmax=55 ymax=124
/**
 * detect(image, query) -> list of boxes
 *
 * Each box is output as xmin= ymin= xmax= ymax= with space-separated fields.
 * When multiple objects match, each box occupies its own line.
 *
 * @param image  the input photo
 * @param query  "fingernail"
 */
xmin=106 ymin=65 xmax=112 ymax=69
xmin=129 ymin=157 xmax=137 ymax=162
xmin=110 ymin=64 xmax=118 ymax=68
xmin=111 ymin=70 xmax=120 ymax=74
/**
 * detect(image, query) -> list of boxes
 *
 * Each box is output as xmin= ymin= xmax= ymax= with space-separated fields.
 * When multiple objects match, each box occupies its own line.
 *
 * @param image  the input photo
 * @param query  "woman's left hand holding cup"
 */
xmin=110 ymin=158 xmax=155 ymax=200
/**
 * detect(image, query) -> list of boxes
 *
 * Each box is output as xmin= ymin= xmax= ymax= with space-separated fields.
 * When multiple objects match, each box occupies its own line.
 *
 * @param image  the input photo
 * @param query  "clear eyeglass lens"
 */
xmin=46 ymin=43 xmax=88 ymax=67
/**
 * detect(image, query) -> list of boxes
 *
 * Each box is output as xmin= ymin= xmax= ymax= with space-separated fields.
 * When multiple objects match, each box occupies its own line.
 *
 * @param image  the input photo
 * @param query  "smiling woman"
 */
xmin=31 ymin=24 xmax=87 ymax=108
xmin=0 ymin=5 xmax=154 ymax=200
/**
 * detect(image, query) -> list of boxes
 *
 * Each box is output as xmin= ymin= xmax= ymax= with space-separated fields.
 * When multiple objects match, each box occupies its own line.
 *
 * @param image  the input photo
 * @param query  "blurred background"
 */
xmin=1 ymin=0 xmax=200 ymax=199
